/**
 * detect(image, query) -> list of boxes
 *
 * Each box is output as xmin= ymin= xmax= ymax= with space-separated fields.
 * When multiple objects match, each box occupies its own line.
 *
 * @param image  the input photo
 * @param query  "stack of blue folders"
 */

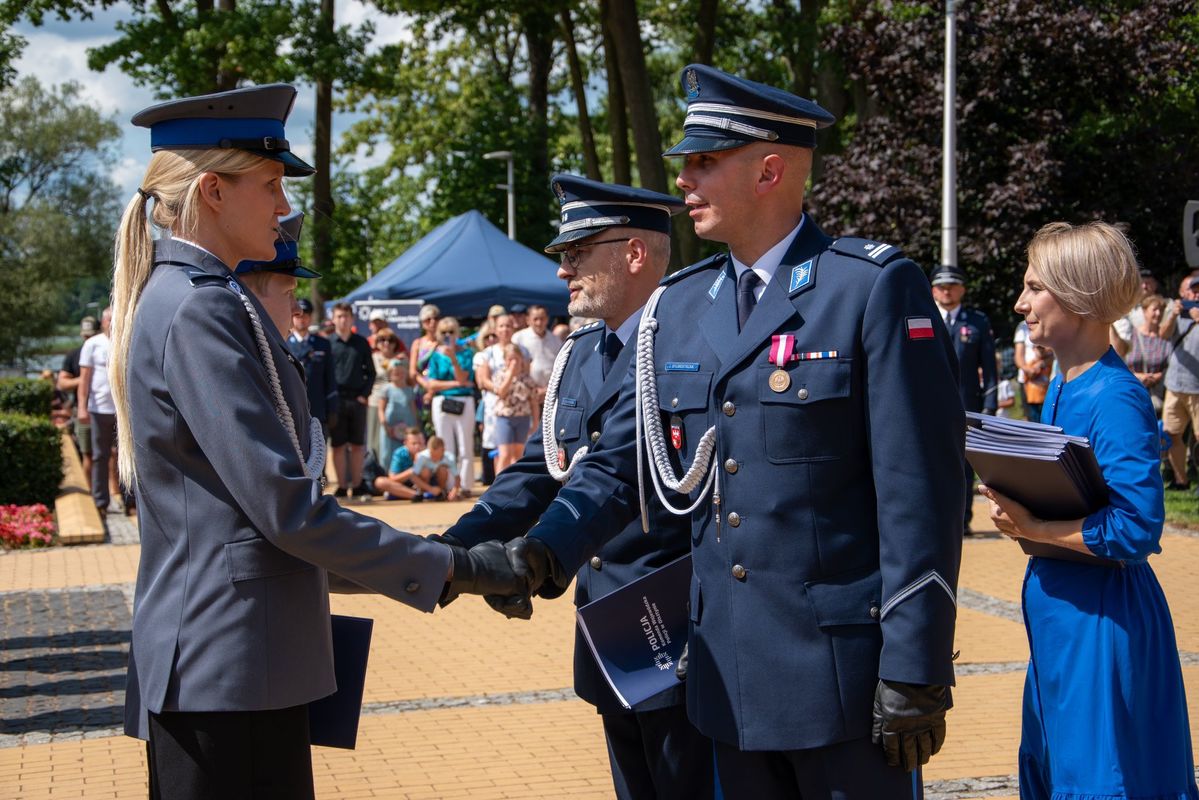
xmin=964 ymin=412 xmax=1108 ymax=521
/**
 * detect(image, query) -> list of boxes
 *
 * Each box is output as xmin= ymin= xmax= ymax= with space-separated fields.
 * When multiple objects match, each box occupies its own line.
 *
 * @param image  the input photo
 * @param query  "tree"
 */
xmin=0 ymin=77 xmax=120 ymax=360
xmin=816 ymin=0 xmax=1199 ymax=335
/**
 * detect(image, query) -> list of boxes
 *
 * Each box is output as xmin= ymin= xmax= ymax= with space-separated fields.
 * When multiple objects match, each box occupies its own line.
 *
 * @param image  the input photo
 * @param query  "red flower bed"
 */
xmin=0 ymin=504 xmax=56 ymax=549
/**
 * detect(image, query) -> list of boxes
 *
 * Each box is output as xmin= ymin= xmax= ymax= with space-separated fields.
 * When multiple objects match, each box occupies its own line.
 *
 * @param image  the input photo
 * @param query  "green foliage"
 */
xmin=0 ymin=412 xmax=63 ymax=505
xmin=0 ymin=378 xmax=54 ymax=416
xmin=0 ymin=77 xmax=120 ymax=362
xmin=816 ymin=0 xmax=1199 ymax=338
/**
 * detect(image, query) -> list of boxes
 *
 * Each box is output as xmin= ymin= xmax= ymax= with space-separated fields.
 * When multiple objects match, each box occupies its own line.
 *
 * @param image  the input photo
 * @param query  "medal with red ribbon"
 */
xmin=670 ymin=415 xmax=684 ymax=450
xmin=768 ymin=334 xmax=795 ymax=393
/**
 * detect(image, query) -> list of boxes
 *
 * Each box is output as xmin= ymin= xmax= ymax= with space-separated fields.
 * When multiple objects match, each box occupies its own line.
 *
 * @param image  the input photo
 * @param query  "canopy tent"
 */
xmin=338 ymin=210 xmax=567 ymax=318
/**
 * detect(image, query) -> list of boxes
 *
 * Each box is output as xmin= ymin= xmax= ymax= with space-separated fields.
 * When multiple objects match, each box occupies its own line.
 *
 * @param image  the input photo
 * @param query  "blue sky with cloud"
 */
xmin=12 ymin=1 xmax=409 ymax=198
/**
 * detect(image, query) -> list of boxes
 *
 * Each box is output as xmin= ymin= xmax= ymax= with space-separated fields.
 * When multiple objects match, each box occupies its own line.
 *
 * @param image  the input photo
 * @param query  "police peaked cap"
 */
xmin=929 ymin=264 xmax=967 ymax=286
xmin=132 ymin=84 xmax=315 ymax=177
xmin=235 ymin=211 xmax=321 ymax=278
xmin=545 ymin=174 xmax=687 ymax=252
xmin=664 ymin=64 xmax=836 ymax=156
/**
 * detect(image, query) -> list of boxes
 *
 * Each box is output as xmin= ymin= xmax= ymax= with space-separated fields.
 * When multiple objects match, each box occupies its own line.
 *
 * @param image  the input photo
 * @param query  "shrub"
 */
xmin=0 ymin=504 xmax=56 ymax=548
xmin=0 ymin=412 xmax=63 ymax=504
xmin=0 ymin=377 xmax=53 ymax=417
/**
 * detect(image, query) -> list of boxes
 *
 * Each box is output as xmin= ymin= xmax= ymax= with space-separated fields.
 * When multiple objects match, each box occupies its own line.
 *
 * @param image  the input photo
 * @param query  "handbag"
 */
xmin=440 ymin=396 xmax=466 ymax=415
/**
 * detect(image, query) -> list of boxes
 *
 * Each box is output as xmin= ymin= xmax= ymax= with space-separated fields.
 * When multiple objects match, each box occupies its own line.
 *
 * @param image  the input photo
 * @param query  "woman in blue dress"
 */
xmin=981 ymin=221 xmax=1198 ymax=800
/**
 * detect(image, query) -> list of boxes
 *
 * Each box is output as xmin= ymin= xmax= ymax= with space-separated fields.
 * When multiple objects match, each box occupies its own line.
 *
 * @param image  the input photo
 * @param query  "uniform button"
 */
xmin=797 ymin=388 xmax=809 ymax=400
xmin=590 ymin=556 xmax=602 ymax=570
xmin=727 ymin=512 xmax=741 ymax=527
xmin=559 ymin=427 xmax=566 ymax=437
xmin=731 ymin=564 xmax=747 ymax=580
xmin=405 ymin=581 xmax=420 ymax=594
xmin=724 ymin=458 xmax=738 ymax=474
xmin=590 ymin=431 xmax=600 ymax=442
xmin=869 ymin=605 xmax=880 ymax=619
xmin=722 ymin=401 xmax=736 ymax=417
xmin=671 ymin=397 xmax=679 ymax=408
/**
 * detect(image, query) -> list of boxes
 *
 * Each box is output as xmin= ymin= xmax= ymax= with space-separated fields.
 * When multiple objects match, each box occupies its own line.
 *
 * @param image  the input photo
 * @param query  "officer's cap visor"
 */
xmin=663 ymin=134 xmax=752 ymax=157
xmin=544 ymin=227 xmax=617 ymax=254
xmin=273 ymin=150 xmax=316 ymax=178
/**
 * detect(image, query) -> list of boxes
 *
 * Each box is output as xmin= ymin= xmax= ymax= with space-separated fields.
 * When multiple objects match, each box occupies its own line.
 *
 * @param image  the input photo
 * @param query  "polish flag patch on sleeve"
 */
xmin=906 ymin=317 xmax=935 ymax=340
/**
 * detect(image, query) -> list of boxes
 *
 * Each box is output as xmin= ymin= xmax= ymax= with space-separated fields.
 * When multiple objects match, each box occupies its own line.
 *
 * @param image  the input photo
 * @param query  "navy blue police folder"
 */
xmin=308 ymin=614 xmax=373 ymax=748
xmin=964 ymin=413 xmax=1120 ymax=567
xmin=576 ymin=554 xmax=692 ymax=710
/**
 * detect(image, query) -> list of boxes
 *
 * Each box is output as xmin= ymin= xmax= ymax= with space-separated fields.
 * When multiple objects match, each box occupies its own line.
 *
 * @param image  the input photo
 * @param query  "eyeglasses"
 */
xmin=560 ymin=237 xmax=628 ymax=268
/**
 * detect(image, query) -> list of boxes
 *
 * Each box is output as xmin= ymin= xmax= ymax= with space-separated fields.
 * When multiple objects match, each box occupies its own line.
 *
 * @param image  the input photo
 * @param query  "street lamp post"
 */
xmin=483 ymin=150 xmax=516 ymax=240
xmin=942 ymin=0 xmax=958 ymax=268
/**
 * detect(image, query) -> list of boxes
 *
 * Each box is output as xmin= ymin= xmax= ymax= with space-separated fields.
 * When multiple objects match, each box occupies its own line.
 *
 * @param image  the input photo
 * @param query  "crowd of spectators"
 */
xmin=320 ymin=300 xmax=577 ymax=502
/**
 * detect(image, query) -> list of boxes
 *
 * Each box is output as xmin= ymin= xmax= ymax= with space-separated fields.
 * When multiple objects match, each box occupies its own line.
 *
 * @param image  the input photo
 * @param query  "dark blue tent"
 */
xmin=339 ymin=210 xmax=567 ymax=318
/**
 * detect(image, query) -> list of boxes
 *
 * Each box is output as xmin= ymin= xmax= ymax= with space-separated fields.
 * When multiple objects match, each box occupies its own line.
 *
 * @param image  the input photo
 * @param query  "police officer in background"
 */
xmin=930 ymin=264 xmax=997 ymax=536
xmin=442 ymin=175 xmax=714 ymax=799
xmin=288 ymin=297 xmax=338 ymax=437
xmin=500 ymin=65 xmax=965 ymax=798
xmin=111 ymin=84 xmax=528 ymax=799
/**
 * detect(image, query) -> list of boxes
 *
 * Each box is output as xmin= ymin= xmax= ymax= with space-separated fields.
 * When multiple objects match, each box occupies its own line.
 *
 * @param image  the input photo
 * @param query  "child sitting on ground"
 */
xmin=414 ymin=435 xmax=460 ymax=501
xmin=374 ymin=427 xmax=424 ymax=501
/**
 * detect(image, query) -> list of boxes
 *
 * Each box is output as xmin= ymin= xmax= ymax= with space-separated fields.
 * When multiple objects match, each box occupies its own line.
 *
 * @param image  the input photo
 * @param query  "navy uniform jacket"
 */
xmin=124 ymin=240 xmax=450 ymax=736
xmin=447 ymin=322 xmax=691 ymax=715
xmin=287 ymin=330 xmax=339 ymax=425
xmin=525 ymin=218 xmax=966 ymax=752
xmin=946 ymin=306 xmax=998 ymax=414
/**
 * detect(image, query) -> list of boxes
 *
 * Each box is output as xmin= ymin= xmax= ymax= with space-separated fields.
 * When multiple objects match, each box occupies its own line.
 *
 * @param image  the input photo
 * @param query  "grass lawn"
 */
xmin=1164 ymin=484 xmax=1199 ymax=528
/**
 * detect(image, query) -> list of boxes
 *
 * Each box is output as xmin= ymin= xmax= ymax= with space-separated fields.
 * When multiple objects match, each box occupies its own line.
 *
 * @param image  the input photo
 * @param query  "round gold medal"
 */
xmin=769 ymin=369 xmax=791 ymax=393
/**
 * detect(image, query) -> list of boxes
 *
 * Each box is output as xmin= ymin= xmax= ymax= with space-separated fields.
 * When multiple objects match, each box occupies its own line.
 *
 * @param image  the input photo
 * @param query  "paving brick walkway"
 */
xmin=1 ymin=494 xmax=1196 ymax=799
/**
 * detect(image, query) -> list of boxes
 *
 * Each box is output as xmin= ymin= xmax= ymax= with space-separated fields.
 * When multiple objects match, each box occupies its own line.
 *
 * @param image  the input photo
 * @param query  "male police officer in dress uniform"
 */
xmin=288 ymin=297 xmax=339 ymax=436
xmin=930 ymin=264 xmax=997 ymax=536
xmin=441 ymin=175 xmax=713 ymax=800
xmin=501 ymin=65 xmax=965 ymax=799
xmin=123 ymin=85 xmax=527 ymax=798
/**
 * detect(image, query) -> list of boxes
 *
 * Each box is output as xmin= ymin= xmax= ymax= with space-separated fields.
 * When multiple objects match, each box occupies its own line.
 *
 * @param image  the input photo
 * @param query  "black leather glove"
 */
xmin=871 ymin=679 xmax=952 ymax=771
xmin=432 ymin=533 xmax=535 ymax=618
xmin=675 ymin=642 xmax=688 ymax=682
xmin=504 ymin=536 xmax=572 ymax=599
xmin=442 ymin=540 xmax=529 ymax=605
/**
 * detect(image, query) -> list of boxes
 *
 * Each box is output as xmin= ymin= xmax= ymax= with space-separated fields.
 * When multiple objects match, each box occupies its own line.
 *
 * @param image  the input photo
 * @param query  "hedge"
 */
xmin=0 ymin=413 xmax=63 ymax=505
xmin=0 ymin=377 xmax=53 ymax=417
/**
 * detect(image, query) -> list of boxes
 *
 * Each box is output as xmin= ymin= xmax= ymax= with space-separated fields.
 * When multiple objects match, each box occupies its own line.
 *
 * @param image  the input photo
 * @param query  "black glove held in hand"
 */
xmin=675 ymin=643 xmax=688 ymax=682
xmin=504 ymin=536 xmax=571 ymax=599
xmin=443 ymin=541 xmax=529 ymax=604
xmin=871 ymin=679 xmax=952 ymax=772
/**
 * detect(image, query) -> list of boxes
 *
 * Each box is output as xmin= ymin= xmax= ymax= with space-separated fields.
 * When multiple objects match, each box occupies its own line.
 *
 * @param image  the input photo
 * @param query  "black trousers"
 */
xmin=602 ymin=704 xmax=715 ymax=799
xmin=713 ymin=735 xmax=921 ymax=800
xmin=146 ymin=705 xmax=315 ymax=800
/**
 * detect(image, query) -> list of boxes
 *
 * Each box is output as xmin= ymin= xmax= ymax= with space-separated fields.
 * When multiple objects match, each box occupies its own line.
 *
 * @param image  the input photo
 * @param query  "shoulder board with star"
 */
xmin=660 ymin=252 xmax=728 ymax=287
xmin=567 ymin=320 xmax=605 ymax=341
xmin=828 ymin=237 xmax=906 ymax=267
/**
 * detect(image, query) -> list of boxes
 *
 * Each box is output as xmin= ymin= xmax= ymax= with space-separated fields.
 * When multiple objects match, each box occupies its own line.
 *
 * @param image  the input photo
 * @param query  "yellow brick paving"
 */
xmin=3 ymin=493 xmax=1199 ymax=798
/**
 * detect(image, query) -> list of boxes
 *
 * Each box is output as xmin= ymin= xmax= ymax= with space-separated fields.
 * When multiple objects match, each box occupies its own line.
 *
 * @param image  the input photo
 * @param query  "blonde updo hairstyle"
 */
xmin=1025 ymin=221 xmax=1141 ymax=326
xmin=110 ymin=148 xmax=277 ymax=486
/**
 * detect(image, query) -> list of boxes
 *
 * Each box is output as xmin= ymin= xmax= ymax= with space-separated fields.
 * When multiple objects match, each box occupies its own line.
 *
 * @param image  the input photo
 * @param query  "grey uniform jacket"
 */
xmin=124 ymin=240 xmax=450 ymax=738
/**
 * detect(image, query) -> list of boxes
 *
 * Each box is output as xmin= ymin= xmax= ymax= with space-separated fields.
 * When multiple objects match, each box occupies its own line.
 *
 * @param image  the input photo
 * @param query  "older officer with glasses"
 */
xmin=441 ymin=175 xmax=714 ymax=800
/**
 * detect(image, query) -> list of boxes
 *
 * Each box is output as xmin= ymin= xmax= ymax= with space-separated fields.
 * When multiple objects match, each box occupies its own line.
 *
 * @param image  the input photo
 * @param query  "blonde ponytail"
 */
xmin=109 ymin=148 xmax=278 ymax=487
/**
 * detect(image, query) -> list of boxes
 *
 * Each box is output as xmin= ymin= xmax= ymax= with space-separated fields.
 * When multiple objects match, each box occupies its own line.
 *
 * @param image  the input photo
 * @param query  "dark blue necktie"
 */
xmin=737 ymin=269 xmax=762 ymax=332
xmin=602 ymin=331 xmax=623 ymax=378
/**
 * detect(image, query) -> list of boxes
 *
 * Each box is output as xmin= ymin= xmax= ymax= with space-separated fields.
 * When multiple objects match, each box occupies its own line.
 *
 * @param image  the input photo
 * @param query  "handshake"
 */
xmin=434 ymin=533 xmax=571 ymax=619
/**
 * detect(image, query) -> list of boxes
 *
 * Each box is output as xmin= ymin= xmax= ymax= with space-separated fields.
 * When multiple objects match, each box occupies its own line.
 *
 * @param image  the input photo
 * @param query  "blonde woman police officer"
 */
xmin=113 ymin=84 xmax=526 ymax=799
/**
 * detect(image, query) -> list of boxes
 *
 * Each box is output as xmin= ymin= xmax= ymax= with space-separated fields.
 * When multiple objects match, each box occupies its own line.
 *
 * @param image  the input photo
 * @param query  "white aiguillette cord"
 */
xmin=635 ymin=285 xmax=718 ymax=532
xmin=226 ymin=277 xmax=326 ymax=484
xmin=542 ymin=336 xmax=586 ymax=482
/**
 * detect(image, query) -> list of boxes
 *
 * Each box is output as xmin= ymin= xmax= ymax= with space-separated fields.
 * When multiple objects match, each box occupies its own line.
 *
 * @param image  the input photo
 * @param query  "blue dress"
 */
xmin=1021 ymin=348 xmax=1198 ymax=800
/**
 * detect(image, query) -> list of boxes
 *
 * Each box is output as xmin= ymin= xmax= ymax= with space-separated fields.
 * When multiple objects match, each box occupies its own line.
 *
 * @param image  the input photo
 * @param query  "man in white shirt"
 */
xmin=78 ymin=307 xmax=120 ymax=512
xmin=512 ymin=304 xmax=563 ymax=390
